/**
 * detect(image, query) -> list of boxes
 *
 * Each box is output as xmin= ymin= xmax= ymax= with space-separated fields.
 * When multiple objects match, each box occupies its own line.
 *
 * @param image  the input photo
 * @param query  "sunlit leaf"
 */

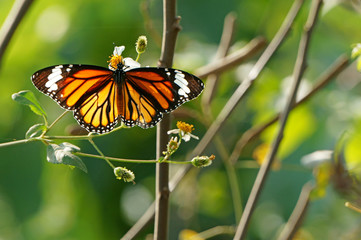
xmin=252 ymin=143 xmax=281 ymax=170
xmin=292 ymin=228 xmax=314 ymax=240
xmin=260 ymin=106 xmax=316 ymax=159
xmin=25 ymin=123 xmax=47 ymax=139
xmin=179 ymin=229 xmax=204 ymax=240
xmin=344 ymin=130 xmax=361 ymax=176
xmin=351 ymin=43 xmax=361 ymax=58
xmin=310 ymin=163 xmax=332 ymax=200
xmin=357 ymin=57 xmax=361 ymax=72
xmin=47 ymin=143 xmax=87 ymax=173
xmin=12 ymin=90 xmax=47 ymax=118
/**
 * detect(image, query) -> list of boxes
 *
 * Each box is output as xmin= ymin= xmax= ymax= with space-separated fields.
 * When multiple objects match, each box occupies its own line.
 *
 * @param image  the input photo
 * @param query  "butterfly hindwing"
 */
xmin=120 ymin=67 xmax=204 ymax=128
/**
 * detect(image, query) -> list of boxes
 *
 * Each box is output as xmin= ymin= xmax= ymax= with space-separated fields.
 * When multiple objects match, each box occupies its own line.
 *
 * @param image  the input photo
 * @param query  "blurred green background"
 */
xmin=1 ymin=0 xmax=361 ymax=239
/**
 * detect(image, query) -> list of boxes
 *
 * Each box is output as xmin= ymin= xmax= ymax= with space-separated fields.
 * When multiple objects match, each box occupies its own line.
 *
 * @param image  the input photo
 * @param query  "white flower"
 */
xmin=109 ymin=46 xmax=141 ymax=71
xmin=113 ymin=46 xmax=125 ymax=56
xmin=167 ymin=121 xmax=199 ymax=142
xmin=123 ymin=57 xmax=141 ymax=70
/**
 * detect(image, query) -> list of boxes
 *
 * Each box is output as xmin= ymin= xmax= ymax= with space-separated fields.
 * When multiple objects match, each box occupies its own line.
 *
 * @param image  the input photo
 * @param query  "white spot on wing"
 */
xmin=178 ymin=88 xmax=188 ymax=97
xmin=45 ymin=67 xmax=63 ymax=92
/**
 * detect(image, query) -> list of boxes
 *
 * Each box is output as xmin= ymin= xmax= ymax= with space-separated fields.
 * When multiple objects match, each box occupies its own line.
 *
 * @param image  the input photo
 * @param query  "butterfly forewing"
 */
xmin=121 ymin=67 xmax=204 ymax=128
xmin=31 ymin=64 xmax=119 ymax=133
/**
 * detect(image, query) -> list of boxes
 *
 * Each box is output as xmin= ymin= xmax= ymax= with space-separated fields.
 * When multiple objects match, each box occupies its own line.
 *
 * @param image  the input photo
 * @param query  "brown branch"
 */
xmin=233 ymin=0 xmax=323 ymax=239
xmin=229 ymin=54 xmax=349 ymax=165
xmin=198 ymin=12 xmax=244 ymax=222
xmin=0 ymin=0 xmax=34 ymax=67
xmin=154 ymin=0 xmax=181 ymax=239
xmin=195 ymin=36 xmax=266 ymax=79
xmin=201 ymin=12 xmax=237 ymax=115
xmin=277 ymin=183 xmax=313 ymax=240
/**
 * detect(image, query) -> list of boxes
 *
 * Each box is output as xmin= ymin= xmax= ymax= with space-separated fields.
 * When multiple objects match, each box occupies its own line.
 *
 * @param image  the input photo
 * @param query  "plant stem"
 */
xmin=76 ymin=152 xmax=191 ymax=165
xmin=88 ymin=137 xmax=115 ymax=169
xmin=41 ymin=111 xmax=68 ymax=136
xmin=233 ymin=1 xmax=323 ymax=239
xmin=0 ymin=138 xmax=35 ymax=148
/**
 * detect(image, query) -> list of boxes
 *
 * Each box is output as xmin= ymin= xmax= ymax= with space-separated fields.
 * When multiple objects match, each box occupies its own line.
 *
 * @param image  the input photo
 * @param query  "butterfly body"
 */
xmin=31 ymin=61 xmax=203 ymax=133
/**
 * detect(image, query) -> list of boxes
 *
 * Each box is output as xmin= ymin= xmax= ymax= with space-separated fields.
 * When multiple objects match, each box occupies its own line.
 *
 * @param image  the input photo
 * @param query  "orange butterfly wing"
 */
xmin=120 ymin=67 xmax=204 ymax=128
xmin=32 ymin=65 xmax=204 ymax=133
xmin=31 ymin=64 xmax=120 ymax=133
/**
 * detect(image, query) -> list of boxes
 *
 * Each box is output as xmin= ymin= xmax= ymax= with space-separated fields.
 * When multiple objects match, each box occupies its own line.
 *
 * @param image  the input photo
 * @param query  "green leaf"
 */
xmin=25 ymin=123 xmax=47 ymax=139
xmin=47 ymin=143 xmax=87 ymax=173
xmin=12 ymin=90 xmax=47 ymax=118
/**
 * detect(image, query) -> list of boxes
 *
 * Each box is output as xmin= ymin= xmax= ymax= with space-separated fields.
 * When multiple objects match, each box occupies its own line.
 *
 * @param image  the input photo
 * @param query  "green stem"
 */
xmin=0 ymin=138 xmax=37 ymax=148
xmin=41 ymin=111 xmax=68 ymax=136
xmin=76 ymin=152 xmax=192 ymax=165
xmin=77 ymin=152 xmax=157 ymax=163
xmin=88 ymin=137 xmax=115 ymax=169
xmin=135 ymin=53 xmax=141 ymax=62
xmin=43 ymin=124 xmax=127 ymax=141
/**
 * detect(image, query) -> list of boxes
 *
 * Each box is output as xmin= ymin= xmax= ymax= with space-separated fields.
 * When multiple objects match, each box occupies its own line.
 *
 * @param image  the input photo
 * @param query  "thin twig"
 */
xmin=199 ymin=12 xmax=243 ymax=222
xmin=193 ymin=225 xmax=235 ymax=239
xmin=234 ymin=1 xmax=323 ymax=239
xmin=229 ymin=54 xmax=349 ymax=165
xmin=202 ymin=12 xmax=237 ymax=114
xmin=88 ymin=138 xmax=115 ymax=169
xmin=195 ymin=36 xmax=266 ymax=79
xmin=191 ymin=0 xmax=304 ymax=162
xmin=277 ymin=183 xmax=313 ymax=240
xmin=154 ymin=0 xmax=181 ymax=239
xmin=0 ymin=138 xmax=34 ymax=147
xmin=0 ymin=0 xmax=34 ymax=66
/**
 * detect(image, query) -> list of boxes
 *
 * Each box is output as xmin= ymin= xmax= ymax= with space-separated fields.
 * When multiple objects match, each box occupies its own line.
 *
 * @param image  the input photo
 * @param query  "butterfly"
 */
xmin=31 ymin=46 xmax=204 ymax=134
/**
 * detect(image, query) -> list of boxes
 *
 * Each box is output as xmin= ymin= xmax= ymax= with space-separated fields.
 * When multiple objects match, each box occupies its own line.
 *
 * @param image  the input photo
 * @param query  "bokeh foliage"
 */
xmin=1 ymin=0 xmax=361 ymax=239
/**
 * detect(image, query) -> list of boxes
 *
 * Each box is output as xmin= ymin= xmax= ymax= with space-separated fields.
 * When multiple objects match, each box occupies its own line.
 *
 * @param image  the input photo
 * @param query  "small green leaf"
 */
xmin=47 ymin=143 xmax=87 ymax=173
xmin=25 ymin=123 xmax=47 ymax=139
xmin=12 ymin=90 xmax=47 ymax=118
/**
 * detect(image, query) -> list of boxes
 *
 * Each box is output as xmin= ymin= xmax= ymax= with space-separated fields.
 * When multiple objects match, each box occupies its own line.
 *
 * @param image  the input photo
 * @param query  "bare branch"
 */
xmin=195 ymin=36 xmax=266 ymax=79
xmin=277 ymin=183 xmax=314 ymax=240
xmin=234 ymin=0 xmax=323 ymax=239
xmin=229 ymin=54 xmax=349 ymax=165
xmin=0 ymin=0 xmax=34 ymax=67
xmin=192 ymin=0 xmax=304 ymax=165
xmin=154 ymin=0 xmax=181 ymax=239
xmin=202 ymin=12 xmax=237 ymax=113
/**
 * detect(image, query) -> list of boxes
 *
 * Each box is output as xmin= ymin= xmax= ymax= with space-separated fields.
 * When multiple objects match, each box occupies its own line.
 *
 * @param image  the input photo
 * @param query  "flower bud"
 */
xmin=191 ymin=154 xmax=215 ymax=168
xmin=114 ymin=167 xmax=135 ymax=182
xmin=167 ymin=136 xmax=179 ymax=153
xmin=136 ymin=35 xmax=147 ymax=54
